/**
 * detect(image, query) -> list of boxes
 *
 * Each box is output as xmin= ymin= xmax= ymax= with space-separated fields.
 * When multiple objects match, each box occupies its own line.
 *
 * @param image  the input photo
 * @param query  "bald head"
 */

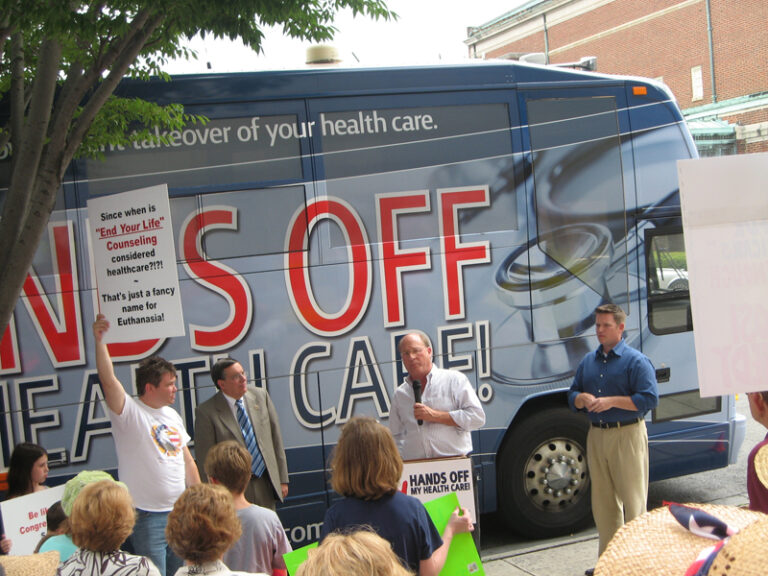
xmin=399 ymin=332 xmax=433 ymax=382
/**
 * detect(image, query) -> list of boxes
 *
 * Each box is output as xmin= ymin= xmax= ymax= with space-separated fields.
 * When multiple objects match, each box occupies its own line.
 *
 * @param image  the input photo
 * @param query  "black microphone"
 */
xmin=412 ymin=380 xmax=423 ymax=426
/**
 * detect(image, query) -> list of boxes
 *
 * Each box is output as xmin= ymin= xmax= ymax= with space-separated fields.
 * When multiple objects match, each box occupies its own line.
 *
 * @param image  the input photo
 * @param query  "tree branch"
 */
xmin=47 ymin=8 xmax=157 ymax=170
xmin=0 ymin=36 xmax=61 ymax=276
xmin=9 ymin=32 xmax=24 ymax=170
xmin=0 ymin=9 xmax=16 ymax=63
xmin=63 ymin=12 xmax=166 ymax=168
xmin=0 ymin=169 xmax=62 ymax=341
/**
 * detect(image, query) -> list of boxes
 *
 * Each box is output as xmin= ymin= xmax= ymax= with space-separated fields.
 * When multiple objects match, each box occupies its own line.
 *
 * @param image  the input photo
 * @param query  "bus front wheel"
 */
xmin=498 ymin=407 xmax=593 ymax=538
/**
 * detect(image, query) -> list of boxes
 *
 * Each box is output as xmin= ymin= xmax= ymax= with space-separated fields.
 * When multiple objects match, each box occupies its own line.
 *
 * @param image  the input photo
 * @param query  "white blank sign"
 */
xmin=678 ymin=152 xmax=768 ymax=397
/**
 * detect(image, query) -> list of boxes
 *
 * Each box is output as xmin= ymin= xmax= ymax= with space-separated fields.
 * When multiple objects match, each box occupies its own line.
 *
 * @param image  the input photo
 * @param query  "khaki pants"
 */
xmin=587 ymin=420 xmax=649 ymax=555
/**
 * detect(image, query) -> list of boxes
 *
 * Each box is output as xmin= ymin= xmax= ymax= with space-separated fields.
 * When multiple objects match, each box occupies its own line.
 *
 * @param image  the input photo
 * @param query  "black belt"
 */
xmin=591 ymin=418 xmax=641 ymax=429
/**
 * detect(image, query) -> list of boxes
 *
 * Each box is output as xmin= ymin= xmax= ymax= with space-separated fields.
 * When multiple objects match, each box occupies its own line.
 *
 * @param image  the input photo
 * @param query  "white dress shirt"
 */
xmin=389 ymin=365 xmax=485 ymax=460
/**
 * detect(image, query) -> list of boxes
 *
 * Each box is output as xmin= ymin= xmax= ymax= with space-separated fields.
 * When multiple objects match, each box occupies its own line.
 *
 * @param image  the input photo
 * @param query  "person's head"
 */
xmin=166 ymin=483 xmax=242 ymax=565
xmin=61 ymin=469 xmax=126 ymax=516
xmin=70 ymin=480 xmax=135 ymax=552
xmin=398 ymin=332 xmax=433 ymax=382
xmin=45 ymin=501 xmax=68 ymax=535
xmin=297 ymin=530 xmax=413 ymax=576
xmin=211 ymin=357 xmax=248 ymax=400
xmin=204 ymin=440 xmax=250 ymax=495
xmin=330 ymin=417 xmax=403 ymax=501
xmin=7 ymin=442 xmax=48 ymax=498
xmin=594 ymin=303 xmax=626 ymax=352
xmin=747 ymin=391 xmax=768 ymax=426
xmin=136 ymin=356 xmax=177 ymax=406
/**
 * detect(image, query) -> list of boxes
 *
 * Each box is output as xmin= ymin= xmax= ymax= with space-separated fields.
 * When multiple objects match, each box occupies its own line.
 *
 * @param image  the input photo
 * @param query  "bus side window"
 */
xmin=645 ymin=227 xmax=692 ymax=334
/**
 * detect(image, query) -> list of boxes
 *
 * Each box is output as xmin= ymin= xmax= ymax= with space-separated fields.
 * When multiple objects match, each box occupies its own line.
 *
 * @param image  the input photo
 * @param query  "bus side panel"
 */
xmin=0 ymin=68 xmax=738 ymax=543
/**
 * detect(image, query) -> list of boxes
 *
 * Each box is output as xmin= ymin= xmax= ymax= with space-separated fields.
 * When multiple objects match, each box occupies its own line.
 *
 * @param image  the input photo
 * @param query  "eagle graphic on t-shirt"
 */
xmin=151 ymin=423 xmax=182 ymax=456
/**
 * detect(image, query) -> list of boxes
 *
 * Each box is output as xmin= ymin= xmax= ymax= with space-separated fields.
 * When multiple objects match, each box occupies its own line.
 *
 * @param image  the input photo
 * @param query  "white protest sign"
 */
xmin=88 ymin=184 xmax=185 ymax=342
xmin=400 ymin=457 xmax=476 ymax=522
xmin=678 ymin=153 xmax=768 ymax=397
xmin=0 ymin=484 xmax=66 ymax=555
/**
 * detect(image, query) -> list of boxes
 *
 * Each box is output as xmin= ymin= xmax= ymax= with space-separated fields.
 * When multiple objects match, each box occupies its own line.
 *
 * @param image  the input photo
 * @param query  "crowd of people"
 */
xmin=7 ymin=304 xmax=764 ymax=575
xmin=0 ymin=321 xmax=485 ymax=576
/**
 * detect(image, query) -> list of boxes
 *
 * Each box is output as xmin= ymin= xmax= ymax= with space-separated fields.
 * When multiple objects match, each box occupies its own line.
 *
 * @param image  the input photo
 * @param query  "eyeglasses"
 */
xmin=401 ymin=347 xmax=428 ymax=358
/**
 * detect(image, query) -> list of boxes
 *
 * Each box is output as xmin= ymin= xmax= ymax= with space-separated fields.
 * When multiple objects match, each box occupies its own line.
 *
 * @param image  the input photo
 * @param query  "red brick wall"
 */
xmin=723 ymin=109 xmax=768 ymax=126
xmin=544 ymin=0 xmax=710 ymax=106
xmin=745 ymin=141 xmax=768 ymax=154
xmin=735 ymin=138 xmax=768 ymax=155
xmin=725 ymin=109 xmax=768 ymax=154
xmin=484 ymin=28 xmax=546 ymax=59
xmin=710 ymin=0 xmax=768 ymax=101
xmin=484 ymin=0 xmax=768 ymax=110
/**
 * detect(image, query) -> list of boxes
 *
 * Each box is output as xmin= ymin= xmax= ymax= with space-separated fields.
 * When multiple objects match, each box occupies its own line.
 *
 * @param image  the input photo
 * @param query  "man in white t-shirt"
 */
xmin=93 ymin=314 xmax=200 ymax=576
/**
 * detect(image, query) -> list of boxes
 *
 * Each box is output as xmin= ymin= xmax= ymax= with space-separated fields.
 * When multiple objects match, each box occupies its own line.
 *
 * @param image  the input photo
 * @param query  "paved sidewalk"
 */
xmin=482 ymin=528 xmax=598 ymax=576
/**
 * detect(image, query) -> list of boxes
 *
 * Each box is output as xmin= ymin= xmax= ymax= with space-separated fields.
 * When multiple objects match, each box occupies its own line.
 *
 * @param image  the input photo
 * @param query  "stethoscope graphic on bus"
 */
xmin=488 ymin=151 xmax=675 ymax=388
xmin=426 ymin=129 xmax=677 ymax=391
xmin=487 ymin=146 xmax=671 ymax=390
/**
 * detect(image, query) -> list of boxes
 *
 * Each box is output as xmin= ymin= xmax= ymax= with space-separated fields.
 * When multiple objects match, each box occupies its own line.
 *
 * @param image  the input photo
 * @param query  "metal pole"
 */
xmin=705 ymin=0 xmax=717 ymax=103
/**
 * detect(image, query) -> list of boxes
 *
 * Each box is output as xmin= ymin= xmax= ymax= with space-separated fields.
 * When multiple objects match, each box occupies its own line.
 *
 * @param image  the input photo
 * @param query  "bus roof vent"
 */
xmin=306 ymin=45 xmax=342 ymax=65
xmin=519 ymin=52 xmax=547 ymax=65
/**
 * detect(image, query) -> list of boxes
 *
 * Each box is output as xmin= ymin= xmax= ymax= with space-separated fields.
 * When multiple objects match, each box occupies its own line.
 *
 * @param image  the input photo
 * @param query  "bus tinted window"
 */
xmin=527 ymin=96 xmax=627 ymax=304
xmin=197 ymin=185 xmax=308 ymax=259
xmin=317 ymin=102 xmax=516 ymax=248
xmin=80 ymin=115 xmax=306 ymax=197
xmin=646 ymin=228 xmax=692 ymax=334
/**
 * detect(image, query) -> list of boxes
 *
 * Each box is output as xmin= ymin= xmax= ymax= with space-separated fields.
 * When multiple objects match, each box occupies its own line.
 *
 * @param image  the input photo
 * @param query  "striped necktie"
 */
xmin=235 ymin=398 xmax=266 ymax=477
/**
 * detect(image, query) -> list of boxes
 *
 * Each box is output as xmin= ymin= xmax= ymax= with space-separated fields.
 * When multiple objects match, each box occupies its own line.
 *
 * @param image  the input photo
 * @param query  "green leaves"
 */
xmin=75 ymin=96 xmax=206 ymax=159
xmin=0 ymin=0 xmax=395 ymax=161
xmin=0 ymin=0 xmax=396 ymax=341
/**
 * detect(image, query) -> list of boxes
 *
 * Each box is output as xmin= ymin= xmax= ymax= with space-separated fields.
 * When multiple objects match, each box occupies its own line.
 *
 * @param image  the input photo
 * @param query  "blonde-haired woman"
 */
xmin=320 ymin=417 xmax=472 ymax=576
xmin=165 ymin=483 xmax=267 ymax=575
xmin=298 ymin=530 xmax=413 ymax=576
xmin=57 ymin=479 xmax=160 ymax=576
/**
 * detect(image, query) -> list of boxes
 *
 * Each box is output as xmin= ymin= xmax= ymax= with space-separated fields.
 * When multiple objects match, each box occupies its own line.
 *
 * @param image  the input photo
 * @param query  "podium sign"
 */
xmin=400 ymin=456 xmax=476 ymax=522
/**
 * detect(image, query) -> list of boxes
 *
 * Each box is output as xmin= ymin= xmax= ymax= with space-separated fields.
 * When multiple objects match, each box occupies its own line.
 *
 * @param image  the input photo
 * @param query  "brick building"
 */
xmin=465 ymin=0 xmax=768 ymax=156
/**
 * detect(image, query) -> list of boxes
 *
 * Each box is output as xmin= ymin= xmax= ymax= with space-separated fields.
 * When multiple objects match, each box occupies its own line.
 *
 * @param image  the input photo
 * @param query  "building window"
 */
xmin=687 ymin=119 xmax=737 ymax=157
xmin=691 ymin=66 xmax=703 ymax=101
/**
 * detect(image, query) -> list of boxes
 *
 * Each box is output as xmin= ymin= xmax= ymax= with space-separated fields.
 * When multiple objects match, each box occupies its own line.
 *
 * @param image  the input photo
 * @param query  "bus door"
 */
xmin=491 ymin=85 xmax=637 ymax=538
xmin=499 ymin=85 xmax=635 ymax=386
xmin=625 ymin=90 xmax=729 ymax=478
xmin=302 ymin=89 xmax=519 ymax=502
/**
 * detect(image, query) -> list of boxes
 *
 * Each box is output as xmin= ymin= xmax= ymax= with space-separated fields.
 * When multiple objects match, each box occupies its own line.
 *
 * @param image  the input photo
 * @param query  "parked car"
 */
xmin=656 ymin=268 xmax=689 ymax=291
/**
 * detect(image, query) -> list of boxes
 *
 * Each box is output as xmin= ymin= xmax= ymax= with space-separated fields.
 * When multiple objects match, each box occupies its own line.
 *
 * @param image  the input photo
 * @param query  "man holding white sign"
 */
xmin=93 ymin=315 xmax=200 ymax=576
xmin=389 ymin=332 xmax=485 ymax=461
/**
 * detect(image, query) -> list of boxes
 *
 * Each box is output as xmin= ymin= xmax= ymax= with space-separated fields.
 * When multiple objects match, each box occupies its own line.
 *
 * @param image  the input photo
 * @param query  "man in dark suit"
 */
xmin=194 ymin=357 xmax=289 ymax=510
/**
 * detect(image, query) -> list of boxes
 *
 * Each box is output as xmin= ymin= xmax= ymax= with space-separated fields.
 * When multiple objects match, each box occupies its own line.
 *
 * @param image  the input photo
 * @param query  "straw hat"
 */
xmin=595 ymin=503 xmax=767 ymax=576
xmin=754 ymin=444 xmax=768 ymax=490
xmin=0 ymin=550 xmax=59 ymax=576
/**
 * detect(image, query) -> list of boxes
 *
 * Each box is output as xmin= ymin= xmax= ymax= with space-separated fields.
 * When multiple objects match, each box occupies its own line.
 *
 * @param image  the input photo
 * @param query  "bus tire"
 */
xmin=498 ymin=407 xmax=592 ymax=538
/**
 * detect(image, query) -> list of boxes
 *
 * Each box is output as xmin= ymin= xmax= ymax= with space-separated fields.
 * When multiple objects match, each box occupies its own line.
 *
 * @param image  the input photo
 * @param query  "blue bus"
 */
xmin=0 ymin=60 xmax=745 ymax=544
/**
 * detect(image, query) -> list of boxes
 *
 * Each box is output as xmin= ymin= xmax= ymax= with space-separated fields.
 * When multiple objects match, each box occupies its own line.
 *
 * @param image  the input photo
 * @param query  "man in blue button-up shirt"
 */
xmin=568 ymin=304 xmax=658 ymax=571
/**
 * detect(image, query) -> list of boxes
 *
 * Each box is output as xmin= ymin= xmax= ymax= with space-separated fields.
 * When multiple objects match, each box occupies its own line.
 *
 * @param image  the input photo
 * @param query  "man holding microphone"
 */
xmin=389 ymin=331 xmax=485 ymax=460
